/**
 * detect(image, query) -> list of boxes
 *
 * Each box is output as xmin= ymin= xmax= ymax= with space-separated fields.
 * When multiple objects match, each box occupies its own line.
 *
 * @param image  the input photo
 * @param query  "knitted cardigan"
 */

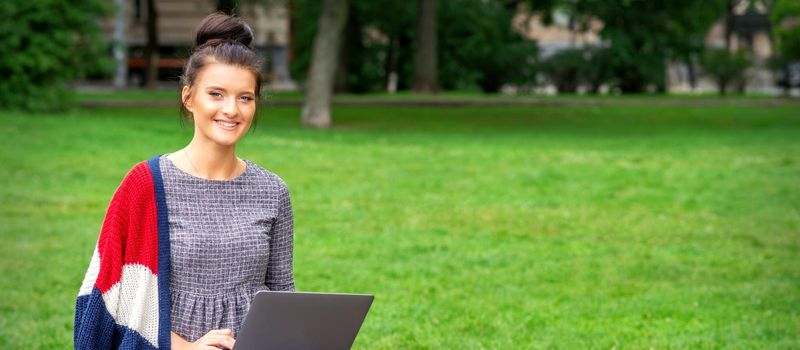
xmin=74 ymin=155 xmax=171 ymax=350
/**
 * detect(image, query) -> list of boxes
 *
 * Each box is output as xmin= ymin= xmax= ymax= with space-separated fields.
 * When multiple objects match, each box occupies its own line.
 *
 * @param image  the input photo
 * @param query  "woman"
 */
xmin=74 ymin=13 xmax=294 ymax=350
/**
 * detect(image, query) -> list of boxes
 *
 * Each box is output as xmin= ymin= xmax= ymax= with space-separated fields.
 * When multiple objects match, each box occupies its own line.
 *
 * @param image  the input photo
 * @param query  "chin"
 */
xmin=212 ymin=137 xmax=242 ymax=147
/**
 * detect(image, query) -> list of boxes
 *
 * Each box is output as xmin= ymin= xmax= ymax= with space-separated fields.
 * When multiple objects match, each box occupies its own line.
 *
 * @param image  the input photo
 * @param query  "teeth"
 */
xmin=217 ymin=120 xmax=237 ymax=127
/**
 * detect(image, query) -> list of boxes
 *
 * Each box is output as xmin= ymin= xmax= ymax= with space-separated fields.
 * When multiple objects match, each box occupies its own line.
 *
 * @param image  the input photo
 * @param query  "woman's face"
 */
xmin=182 ymin=62 xmax=257 ymax=147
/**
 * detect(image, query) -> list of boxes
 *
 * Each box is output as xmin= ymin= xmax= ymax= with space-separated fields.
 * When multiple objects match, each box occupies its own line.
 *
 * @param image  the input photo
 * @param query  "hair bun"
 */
xmin=194 ymin=12 xmax=254 ymax=49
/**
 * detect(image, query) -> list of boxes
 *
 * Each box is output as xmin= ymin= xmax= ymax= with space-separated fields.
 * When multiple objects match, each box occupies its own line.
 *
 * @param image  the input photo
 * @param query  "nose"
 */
xmin=221 ymin=95 xmax=238 ymax=116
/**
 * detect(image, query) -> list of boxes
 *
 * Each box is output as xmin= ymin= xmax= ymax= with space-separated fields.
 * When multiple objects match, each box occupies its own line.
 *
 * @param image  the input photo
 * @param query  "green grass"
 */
xmin=1 ymin=103 xmax=799 ymax=348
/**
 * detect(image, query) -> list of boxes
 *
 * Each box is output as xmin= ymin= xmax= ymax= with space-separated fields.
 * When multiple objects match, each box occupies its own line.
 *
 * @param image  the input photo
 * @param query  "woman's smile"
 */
xmin=215 ymin=119 xmax=241 ymax=131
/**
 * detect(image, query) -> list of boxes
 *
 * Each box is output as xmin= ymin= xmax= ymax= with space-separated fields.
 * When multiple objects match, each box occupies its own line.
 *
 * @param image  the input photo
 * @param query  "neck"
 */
xmin=184 ymin=137 xmax=240 ymax=180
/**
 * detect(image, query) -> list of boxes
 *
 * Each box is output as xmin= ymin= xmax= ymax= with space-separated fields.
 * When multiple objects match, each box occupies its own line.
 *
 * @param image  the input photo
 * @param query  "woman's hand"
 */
xmin=172 ymin=329 xmax=236 ymax=350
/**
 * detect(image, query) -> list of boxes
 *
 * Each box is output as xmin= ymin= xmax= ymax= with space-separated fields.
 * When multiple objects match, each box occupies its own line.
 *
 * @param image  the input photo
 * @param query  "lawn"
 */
xmin=1 ymin=103 xmax=799 ymax=349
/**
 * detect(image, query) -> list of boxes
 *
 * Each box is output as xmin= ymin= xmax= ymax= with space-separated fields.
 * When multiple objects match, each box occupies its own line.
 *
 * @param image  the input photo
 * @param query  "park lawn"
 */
xmin=0 ymin=103 xmax=799 ymax=349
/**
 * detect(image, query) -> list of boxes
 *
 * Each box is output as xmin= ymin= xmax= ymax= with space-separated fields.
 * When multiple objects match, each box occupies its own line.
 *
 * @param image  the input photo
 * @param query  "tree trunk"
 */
xmin=412 ymin=0 xmax=438 ymax=93
xmin=112 ymin=0 xmax=128 ymax=89
xmin=334 ymin=7 xmax=356 ymax=93
xmin=144 ymin=0 xmax=159 ymax=89
xmin=333 ymin=45 xmax=349 ymax=93
xmin=724 ymin=0 xmax=736 ymax=50
xmin=301 ymin=0 xmax=349 ymax=128
xmin=686 ymin=55 xmax=697 ymax=90
xmin=385 ymin=35 xmax=399 ymax=93
xmin=718 ymin=78 xmax=728 ymax=96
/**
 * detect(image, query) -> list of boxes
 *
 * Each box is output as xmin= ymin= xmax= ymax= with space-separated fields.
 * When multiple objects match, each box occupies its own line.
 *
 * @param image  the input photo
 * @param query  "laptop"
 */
xmin=234 ymin=291 xmax=374 ymax=350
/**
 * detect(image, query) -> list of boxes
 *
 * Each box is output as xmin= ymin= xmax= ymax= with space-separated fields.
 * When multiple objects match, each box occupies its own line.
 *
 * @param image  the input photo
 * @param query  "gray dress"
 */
xmin=159 ymin=155 xmax=295 ymax=342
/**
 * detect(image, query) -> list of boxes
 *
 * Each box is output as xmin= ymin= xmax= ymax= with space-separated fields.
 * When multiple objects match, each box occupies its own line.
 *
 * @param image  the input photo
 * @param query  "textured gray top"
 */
xmin=159 ymin=155 xmax=295 ymax=342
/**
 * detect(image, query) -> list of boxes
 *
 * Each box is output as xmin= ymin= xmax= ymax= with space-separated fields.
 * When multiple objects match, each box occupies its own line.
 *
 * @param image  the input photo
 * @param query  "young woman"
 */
xmin=74 ymin=13 xmax=294 ymax=350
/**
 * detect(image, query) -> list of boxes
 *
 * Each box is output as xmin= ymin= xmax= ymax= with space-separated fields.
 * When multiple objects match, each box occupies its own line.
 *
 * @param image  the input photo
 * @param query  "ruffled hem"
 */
xmin=170 ymin=285 xmax=269 ymax=342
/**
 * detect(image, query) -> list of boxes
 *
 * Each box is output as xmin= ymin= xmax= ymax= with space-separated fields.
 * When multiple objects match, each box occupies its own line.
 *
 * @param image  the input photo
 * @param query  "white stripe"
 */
xmin=102 ymin=263 xmax=160 ymax=347
xmin=78 ymin=248 xmax=101 ymax=297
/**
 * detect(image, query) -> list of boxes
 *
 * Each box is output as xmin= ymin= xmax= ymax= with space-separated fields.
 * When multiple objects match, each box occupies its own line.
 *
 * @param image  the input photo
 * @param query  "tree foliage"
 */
xmin=540 ymin=46 xmax=611 ymax=93
xmin=541 ymin=48 xmax=584 ymax=93
xmin=770 ymin=0 xmax=800 ymax=61
xmin=701 ymin=48 xmax=752 ymax=95
xmin=439 ymin=0 xmax=538 ymax=92
xmin=291 ymin=0 xmax=535 ymax=93
xmin=0 ymin=0 xmax=111 ymax=111
xmin=563 ymin=0 xmax=726 ymax=93
xmin=294 ymin=0 xmax=751 ymax=95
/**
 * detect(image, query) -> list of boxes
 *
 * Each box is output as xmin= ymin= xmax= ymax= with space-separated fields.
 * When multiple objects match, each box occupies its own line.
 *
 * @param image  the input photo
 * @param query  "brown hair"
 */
xmin=179 ymin=12 xmax=263 ymax=129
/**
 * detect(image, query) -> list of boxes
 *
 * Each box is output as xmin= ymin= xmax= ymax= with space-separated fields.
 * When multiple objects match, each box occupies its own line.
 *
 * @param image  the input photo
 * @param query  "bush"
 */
xmin=582 ymin=46 xmax=613 ymax=93
xmin=701 ymin=48 xmax=752 ymax=95
xmin=439 ymin=0 xmax=537 ymax=93
xmin=541 ymin=48 xmax=585 ymax=93
xmin=0 ymin=0 xmax=111 ymax=111
xmin=770 ymin=0 xmax=800 ymax=62
xmin=540 ymin=46 xmax=612 ymax=94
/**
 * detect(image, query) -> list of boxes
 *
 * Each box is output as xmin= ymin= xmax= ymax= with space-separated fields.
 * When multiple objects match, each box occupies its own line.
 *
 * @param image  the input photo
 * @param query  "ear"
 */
xmin=181 ymin=86 xmax=194 ymax=114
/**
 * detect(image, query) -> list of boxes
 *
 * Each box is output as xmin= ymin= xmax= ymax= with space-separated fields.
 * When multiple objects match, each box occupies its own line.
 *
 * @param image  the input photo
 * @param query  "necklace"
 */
xmin=183 ymin=147 xmax=202 ymax=177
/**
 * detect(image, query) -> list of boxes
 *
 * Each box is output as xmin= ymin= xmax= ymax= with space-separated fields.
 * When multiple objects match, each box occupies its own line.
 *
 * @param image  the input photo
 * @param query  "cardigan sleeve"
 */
xmin=74 ymin=161 xmax=163 ymax=350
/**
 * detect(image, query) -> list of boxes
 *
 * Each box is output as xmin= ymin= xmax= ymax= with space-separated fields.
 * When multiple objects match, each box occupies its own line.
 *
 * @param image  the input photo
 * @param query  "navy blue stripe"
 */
xmin=75 ymin=289 xmax=160 ymax=350
xmin=147 ymin=155 xmax=172 ymax=350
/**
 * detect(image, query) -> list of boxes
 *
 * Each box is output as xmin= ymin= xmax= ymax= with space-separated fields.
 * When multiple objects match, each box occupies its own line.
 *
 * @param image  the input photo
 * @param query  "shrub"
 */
xmin=701 ymin=48 xmax=752 ymax=95
xmin=541 ymin=48 xmax=585 ymax=93
xmin=0 ymin=0 xmax=111 ymax=111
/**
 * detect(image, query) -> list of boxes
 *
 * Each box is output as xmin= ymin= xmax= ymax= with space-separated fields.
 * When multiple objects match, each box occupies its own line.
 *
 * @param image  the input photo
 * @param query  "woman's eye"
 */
xmin=240 ymin=96 xmax=254 ymax=102
xmin=209 ymin=91 xmax=222 ymax=98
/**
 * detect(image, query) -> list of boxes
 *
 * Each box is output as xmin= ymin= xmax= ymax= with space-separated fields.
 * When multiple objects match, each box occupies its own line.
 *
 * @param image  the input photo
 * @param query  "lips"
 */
xmin=215 ymin=119 xmax=240 ymax=131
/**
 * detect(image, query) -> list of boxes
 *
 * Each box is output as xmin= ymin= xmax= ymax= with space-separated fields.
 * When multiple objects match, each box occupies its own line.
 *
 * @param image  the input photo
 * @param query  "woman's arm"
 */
xmin=171 ymin=332 xmax=189 ymax=350
xmin=266 ymin=181 xmax=295 ymax=291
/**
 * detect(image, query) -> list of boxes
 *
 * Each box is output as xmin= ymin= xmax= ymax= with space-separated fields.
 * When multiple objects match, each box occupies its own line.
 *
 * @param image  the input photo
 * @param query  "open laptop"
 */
xmin=234 ymin=291 xmax=374 ymax=350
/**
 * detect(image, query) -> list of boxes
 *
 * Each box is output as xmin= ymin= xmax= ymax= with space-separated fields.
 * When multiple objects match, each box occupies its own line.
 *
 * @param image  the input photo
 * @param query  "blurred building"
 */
xmin=100 ymin=0 xmax=294 ymax=89
xmin=669 ymin=0 xmax=775 ymax=94
xmin=515 ymin=2 xmax=778 ymax=94
xmin=515 ymin=11 xmax=603 ymax=58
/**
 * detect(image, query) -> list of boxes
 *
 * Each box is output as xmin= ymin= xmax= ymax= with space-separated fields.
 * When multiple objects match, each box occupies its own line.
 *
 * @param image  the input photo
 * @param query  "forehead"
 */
xmin=194 ymin=62 xmax=256 ymax=93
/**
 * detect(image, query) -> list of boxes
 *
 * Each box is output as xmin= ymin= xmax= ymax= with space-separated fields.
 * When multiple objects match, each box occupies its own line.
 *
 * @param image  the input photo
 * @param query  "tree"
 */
xmin=701 ymin=48 xmax=752 ymax=95
xmin=218 ymin=0 xmax=241 ymax=15
xmin=291 ymin=0 xmax=535 ymax=94
xmin=541 ymin=48 xmax=584 ymax=93
xmin=438 ymin=0 xmax=537 ymax=92
xmin=771 ymin=0 xmax=800 ymax=61
xmin=144 ymin=0 xmax=159 ymax=89
xmin=566 ymin=0 xmax=727 ymax=93
xmin=301 ymin=0 xmax=350 ymax=128
xmin=768 ymin=0 xmax=800 ymax=95
xmin=112 ymin=0 xmax=128 ymax=89
xmin=0 ymin=0 xmax=111 ymax=110
xmin=412 ymin=0 xmax=439 ymax=93
xmin=349 ymin=0 xmax=416 ymax=92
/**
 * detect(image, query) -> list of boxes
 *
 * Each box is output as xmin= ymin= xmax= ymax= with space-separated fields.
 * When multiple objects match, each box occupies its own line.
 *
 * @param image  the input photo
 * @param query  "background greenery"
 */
xmin=1 ymin=102 xmax=798 ymax=348
xmin=290 ymin=0 xmax=537 ymax=93
xmin=0 ymin=0 xmax=110 ymax=111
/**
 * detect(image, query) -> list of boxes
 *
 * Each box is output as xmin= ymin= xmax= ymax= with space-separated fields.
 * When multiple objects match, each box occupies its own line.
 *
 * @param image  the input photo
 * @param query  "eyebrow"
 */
xmin=205 ymin=86 xmax=255 ymax=95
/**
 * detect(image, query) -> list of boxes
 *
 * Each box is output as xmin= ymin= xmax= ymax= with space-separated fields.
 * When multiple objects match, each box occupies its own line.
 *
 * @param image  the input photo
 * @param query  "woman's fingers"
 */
xmin=213 ymin=328 xmax=233 ymax=336
xmin=201 ymin=334 xmax=235 ymax=349
xmin=195 ymin=329 xmax=235 ymax=350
